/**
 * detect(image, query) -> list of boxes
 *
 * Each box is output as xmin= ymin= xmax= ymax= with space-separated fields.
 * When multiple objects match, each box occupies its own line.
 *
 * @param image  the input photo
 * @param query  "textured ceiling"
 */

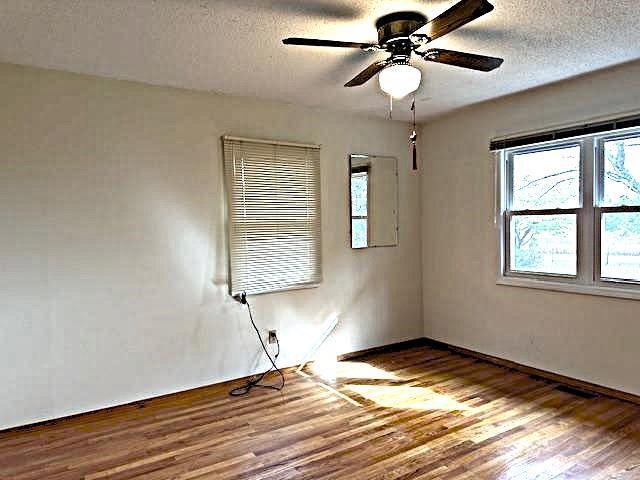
xmin=1 ymin=0 xmax=640 ymax=121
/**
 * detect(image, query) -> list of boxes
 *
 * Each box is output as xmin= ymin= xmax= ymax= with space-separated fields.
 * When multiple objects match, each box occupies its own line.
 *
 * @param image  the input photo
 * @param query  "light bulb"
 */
xmin=378 ymin=64 xmax=422 ymax=99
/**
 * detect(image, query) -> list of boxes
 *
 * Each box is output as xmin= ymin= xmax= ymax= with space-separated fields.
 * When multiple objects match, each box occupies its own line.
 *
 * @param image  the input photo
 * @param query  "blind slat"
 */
xmin=223 ymin=137 xmax=322 ymax=296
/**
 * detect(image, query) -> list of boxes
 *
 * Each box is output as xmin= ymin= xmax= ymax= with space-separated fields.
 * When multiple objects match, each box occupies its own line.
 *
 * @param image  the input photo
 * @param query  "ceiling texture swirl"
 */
xmin=1 ymin=0 xmax=639 ymax=121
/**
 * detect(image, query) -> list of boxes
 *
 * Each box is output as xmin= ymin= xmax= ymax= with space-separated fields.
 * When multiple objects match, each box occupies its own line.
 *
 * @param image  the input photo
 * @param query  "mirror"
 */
xmin=349 ymin=154 xmax=398 ymax=249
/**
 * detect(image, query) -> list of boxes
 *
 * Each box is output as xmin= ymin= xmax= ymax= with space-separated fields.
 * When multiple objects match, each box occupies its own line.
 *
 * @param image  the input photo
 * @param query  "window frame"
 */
xmin=503 ymin=140 xmax=584 ymax=281
xmin=594 ymin=132 xmax=640 ymax=288
xmin=497 ymin=127 xmax=640 ymax=301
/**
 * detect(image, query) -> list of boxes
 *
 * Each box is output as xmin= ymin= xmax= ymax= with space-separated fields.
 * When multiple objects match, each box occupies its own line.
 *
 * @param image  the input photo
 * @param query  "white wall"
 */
xmin=0 ymin=62 xmax=422 ymax=430
xmin=421 ymin=60 xmax=640 ymax=396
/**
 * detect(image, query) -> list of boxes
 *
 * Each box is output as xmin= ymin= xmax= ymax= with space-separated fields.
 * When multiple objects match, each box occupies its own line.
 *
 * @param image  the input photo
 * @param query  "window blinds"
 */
xmin=489 ymin=113 xmax=640 ymax=151
xmin=223 ymin=136 xmax=322 ymax=296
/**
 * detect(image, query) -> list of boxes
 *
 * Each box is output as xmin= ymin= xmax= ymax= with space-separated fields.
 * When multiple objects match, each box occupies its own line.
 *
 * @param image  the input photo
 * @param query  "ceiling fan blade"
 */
xmin=344 ymin=60 xmax=390 ymax=87
xmin=420 ymin=48 xmax=503 ymax=71
xmin=283 ymin=38 xmax=377 ymax=49
xmin=413 ymin=0 xmax=494 ymax=42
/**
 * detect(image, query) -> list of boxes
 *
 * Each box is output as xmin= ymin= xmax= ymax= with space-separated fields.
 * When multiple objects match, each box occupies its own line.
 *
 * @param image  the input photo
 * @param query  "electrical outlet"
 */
xmin=268 ymin=330 xmax=277 ymax=344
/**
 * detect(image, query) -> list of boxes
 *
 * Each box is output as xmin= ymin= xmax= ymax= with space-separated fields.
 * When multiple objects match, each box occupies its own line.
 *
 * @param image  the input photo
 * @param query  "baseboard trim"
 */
xmin=423 ymin=337 xmax=640 ymax=406
xmin=337 ymin=338 xmax=430 ymax=361
xmin=2 ymin=339 xmax=429 ymax=433
xmin=5 ymin=336 xmax=638 ymax=433
xmin=0 ymin=365 xmax=300 ymax=434
xmin=4 ymin=339 xmax=429 ymax=434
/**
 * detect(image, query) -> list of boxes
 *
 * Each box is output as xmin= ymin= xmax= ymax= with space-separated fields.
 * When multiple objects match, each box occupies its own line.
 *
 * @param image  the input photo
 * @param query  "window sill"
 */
xmin=497 ymin=276 xmax=640 ymax=301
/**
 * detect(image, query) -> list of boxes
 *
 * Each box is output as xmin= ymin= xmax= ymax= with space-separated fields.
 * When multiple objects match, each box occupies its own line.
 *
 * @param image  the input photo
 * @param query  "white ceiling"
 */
xmin=1 ymin=0 xmax=639 ymax=121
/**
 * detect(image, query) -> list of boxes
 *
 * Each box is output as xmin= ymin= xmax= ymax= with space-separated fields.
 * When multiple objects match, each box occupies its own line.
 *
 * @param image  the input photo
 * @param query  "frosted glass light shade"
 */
xmin=378 ymin=64 xmax=421 ymax=98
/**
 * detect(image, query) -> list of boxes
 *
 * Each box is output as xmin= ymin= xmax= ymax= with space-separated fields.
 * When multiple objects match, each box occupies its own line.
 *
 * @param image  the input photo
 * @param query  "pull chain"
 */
xmin=410 ymin=97 xmax=418 ymax=171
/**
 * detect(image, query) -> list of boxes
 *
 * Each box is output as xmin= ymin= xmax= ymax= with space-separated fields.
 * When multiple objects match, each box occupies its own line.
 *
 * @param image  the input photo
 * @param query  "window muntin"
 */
xmin=500 ymin=128 xmax=640 ymax=295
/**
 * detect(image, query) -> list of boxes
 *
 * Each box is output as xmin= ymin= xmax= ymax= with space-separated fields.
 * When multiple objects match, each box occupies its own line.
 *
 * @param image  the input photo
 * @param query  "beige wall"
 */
xmin=421 ymin=60 xmax=640 ymax=396
xmin=369 ymin=157 xmax=398 ymax=246
xmin=0 ymin=63 xmax=422 ymax=429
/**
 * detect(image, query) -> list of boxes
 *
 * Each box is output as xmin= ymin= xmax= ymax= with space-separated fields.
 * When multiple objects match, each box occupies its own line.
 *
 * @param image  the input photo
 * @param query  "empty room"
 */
xmin=2 ymin=0 xmax=640 ymax=478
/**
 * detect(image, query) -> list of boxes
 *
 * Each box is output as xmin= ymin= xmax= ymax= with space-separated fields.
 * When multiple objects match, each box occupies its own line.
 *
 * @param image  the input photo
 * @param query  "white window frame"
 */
xmin=496 ymin=127 xmax=640 ymax=301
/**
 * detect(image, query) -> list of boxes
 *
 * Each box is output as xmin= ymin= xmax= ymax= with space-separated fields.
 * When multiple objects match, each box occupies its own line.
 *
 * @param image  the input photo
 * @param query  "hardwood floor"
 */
xmin=2 ymin=344 xmax=640 ymax=479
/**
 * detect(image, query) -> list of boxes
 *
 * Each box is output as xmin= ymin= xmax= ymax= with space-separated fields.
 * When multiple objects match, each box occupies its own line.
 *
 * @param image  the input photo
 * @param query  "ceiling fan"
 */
xmin=282 ymin=0 xmax=503 ymax=98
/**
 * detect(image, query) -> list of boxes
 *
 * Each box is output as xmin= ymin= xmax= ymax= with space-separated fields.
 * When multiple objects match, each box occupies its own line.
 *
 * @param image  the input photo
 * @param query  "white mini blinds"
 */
xmin=223 ymin=136 xmax=322 ymax=296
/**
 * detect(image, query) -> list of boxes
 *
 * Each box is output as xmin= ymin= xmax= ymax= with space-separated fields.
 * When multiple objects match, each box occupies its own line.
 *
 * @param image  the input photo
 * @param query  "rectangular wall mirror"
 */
xmin=349 ymin=154 xmax=398 ymax=249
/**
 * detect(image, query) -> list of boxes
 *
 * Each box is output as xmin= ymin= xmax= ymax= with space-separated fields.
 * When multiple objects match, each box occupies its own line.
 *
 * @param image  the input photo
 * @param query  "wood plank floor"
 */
xmin=2 ymin=344 xmax=640 ymax=479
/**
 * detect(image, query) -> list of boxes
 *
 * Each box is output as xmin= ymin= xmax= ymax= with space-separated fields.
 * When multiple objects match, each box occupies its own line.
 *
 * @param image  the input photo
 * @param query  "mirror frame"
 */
xmin=348 ymin=154 xmax=399 ymax=249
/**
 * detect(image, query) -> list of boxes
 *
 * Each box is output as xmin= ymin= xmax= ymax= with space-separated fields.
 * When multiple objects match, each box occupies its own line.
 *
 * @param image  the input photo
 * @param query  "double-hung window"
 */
xmin=498 ymin=127 xmax=640 ymax=299
xmin=597 ymin=134 xmax=640 ymax=283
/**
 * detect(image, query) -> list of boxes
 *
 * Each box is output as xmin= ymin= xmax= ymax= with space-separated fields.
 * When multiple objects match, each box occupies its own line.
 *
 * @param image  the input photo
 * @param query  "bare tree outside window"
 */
xmin=509 ymin=146 xmax=579 ymax=275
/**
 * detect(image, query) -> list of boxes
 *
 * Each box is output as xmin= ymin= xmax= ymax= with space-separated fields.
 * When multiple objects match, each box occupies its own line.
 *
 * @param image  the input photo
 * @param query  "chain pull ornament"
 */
xmin=410 ymin=98 xmax=418 ymax=171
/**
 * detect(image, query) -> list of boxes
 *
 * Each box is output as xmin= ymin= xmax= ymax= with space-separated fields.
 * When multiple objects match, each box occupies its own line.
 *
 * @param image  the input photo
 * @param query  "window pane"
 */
xmin=511 ymin=146 xmax=580 ymax=210
xmin=350 ymin=173 xmax=368 ymax=217
xmin=602 ymin=137 xmax=640 ymax=207
xmin=601 ymin=212 xmax=640 ymax=281
xmin=510 ymin=214 xmax=577 ymax=275
xmin=352 ymin=219 xmax=367 ymax=248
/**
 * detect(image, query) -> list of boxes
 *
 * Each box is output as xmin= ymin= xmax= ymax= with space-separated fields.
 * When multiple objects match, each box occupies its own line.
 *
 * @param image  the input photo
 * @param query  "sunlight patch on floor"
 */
xmin=345 ymin=384 xmax=472 ymax=412
xmin=497 ymin=457 xmax=569 ymax=479
xmin=311 ymin=360 xmax=400 ymax=382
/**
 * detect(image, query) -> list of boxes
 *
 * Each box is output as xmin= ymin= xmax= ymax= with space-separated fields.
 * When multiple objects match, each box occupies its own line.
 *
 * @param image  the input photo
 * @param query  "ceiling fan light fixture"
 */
xmin=378 ymin=63 xmax=422 ymax=99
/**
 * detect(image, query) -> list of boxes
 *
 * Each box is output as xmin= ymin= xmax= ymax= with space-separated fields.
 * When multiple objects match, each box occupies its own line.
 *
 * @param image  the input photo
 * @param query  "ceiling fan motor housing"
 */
xmin=375 ymin=12 xmax=427 ymax=47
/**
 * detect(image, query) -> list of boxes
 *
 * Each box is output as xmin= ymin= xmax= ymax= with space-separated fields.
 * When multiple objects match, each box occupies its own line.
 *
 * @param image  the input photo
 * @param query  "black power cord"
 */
xmin=229 ymin=292 xmax=285 ymax=396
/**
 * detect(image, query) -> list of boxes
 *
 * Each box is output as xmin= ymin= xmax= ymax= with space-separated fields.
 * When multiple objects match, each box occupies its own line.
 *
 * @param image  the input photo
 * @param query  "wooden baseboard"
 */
xmin=1 ymin=365 xmax=302 ymax=434
xmin=337 ymin=336 xmax=640 ymax=405
xmin=6 ymin=336 xmax=638 ymax=433
xmin=337 ymin=338 xmax=430 ymax=361
xmin=3 ymin=339 xmax=428 ymax=433
xmin=422 ymin=337 xmax=640 ymax=406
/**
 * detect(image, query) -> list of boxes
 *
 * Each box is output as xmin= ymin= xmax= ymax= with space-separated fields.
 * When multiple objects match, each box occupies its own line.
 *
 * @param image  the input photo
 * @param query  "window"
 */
xmin=350 ymin=166 xmax=369 ymax=249
xmin=498 ymin=128 xmax=640 ymax=299
xmin=598 ymin=136 xmax=640 ymax=282
xmin=223 ymin=136 xmax=322 ymax=296
xmin=506 ymin=144 xmax=581 ymax=277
